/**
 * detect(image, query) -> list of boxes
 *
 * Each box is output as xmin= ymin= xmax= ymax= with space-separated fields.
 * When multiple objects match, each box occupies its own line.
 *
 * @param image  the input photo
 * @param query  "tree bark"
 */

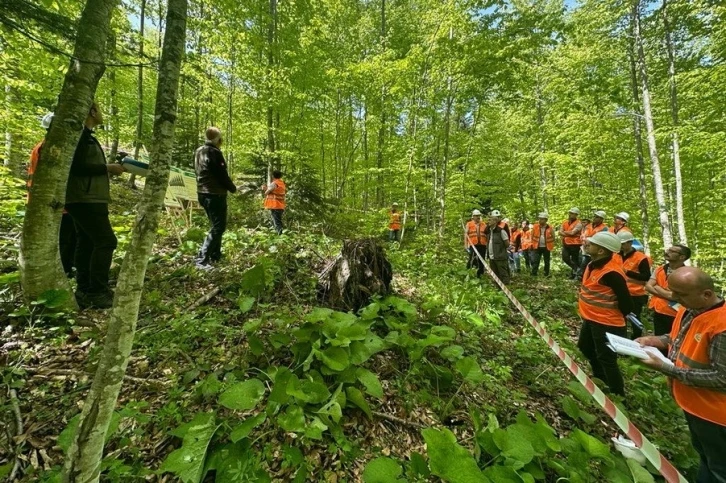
xmin=4 ymin=84 xmax=12 ymax=168
xmin=61 ymin=0 xmax=187 ymax=480
xmin=633 ymin=0 xmax=673 ymax=249
xmin=128 ymin=0 xmax=147 ymax=190
xmin=628 ymin=19 xmax=651 ymax=254
xmin=535 ymin=81 xmax=548 ymax=211
xmin=108 ymin=33 xmax=120 ymax=162
xmin=20 ymin=0 xmax=119 ymax=304
xmin=662 ymin=0 xmax=687 ymax=245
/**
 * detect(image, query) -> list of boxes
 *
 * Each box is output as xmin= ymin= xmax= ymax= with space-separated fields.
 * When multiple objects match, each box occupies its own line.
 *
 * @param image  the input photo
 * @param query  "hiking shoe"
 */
xmin=77 ymin=291 xmax=114 ymax=309
xmin=195 ymin=262 xmax=214 ymax=271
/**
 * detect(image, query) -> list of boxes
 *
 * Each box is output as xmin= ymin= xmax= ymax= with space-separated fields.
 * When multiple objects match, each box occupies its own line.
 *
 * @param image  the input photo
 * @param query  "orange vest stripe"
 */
xmin=668 ymin=305 xmax=726 ymax=425
xmin=578 ymin=257 xmax=627 ymax=327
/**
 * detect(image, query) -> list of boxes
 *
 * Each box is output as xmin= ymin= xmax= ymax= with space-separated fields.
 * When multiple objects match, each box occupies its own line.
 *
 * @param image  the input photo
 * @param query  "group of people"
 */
xmin=29 ymin=112 xmax=286 ymax=307
xmin=463 ymin=206 xmax=724 ymax=482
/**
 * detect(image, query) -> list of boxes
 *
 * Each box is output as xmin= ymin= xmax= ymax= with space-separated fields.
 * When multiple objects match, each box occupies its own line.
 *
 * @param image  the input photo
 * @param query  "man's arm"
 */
xmin=626 ymin=258 xmax=651 ymax=282
xmin=210 ymin=148 xmax=236 ymax=193
xmin=648 ymin=334 xmax=726 ymax=393
xmin=645 ymin=274 xmax=673 ymax=299
xmin=69 ymin=131 xmax=109 ymax=176
xmin=600 ymin=271 xmax=634 ymax=315
xmin=500 ymin=228 xmax=510 ymax=248
xmin=264 ymin=181 xmax=277 ymax=196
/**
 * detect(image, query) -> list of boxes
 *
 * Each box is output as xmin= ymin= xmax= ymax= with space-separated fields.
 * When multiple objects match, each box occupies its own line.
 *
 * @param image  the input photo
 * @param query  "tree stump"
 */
xmin=317 ymin=239 xmax=393 ymax=311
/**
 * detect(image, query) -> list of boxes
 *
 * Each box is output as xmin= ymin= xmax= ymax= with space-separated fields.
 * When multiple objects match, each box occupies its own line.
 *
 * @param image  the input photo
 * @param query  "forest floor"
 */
xmin=0 ymin=179 xmax=700 ymax=482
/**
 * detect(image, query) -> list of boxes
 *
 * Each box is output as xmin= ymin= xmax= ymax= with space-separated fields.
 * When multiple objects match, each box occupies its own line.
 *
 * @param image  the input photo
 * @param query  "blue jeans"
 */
xmin=270 ymin=209 xmax=284 ymax=235
xmin=197 ymin=193 xmax=227 ymax=264
xmin=509 ymin=251 xmax=521 ymax=272
xmin=389 ymin=229 xmax=400 ymax=241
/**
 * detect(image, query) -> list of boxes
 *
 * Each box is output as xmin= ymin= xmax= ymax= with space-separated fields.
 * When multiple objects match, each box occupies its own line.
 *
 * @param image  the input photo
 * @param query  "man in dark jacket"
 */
xmin=194 ymin=127 xmax=237 ymax=269
xmin=485 ymin=210 xmax=511 ymax=284
xmin=65 ymin=102 xmax=126 ymax=309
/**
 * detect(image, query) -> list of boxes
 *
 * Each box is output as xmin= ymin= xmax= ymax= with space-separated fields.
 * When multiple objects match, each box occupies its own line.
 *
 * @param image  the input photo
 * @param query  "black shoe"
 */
xmin=77 ymin=291 xmax=113 ymax=309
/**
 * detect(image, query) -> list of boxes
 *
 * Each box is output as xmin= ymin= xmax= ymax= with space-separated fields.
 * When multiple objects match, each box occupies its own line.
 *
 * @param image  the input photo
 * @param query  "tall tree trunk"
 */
xmin=108 ymin=34 xmax=120 ymax=162
xmin=628 ymin=23 xmax=651 ymax=254
xmin=129 ymin=0 xmax=147 ymax=190
xmin=362 ymin=100 xmax=369 ymax=211
xmin=20 ymin=0 xmax=119 ymax=304
xmin=266 ymin=0 xmax=277 ymax=176
xmin=439 ymin=32 xmax=454 ymax=239
xmin=662 ymin=0 xmax=687 ymax=245
xmin=4 ymin=84 xmax=12 ymax=168
xmin=376 ymin=0 xmax=386 ymax=206
xmin=535 ymin=83 xmax=548 ymax=211
xmin=61 ymin=1 xmax=187 ymax=480
xmin=633 ymin=0 xmax=673 ymax=249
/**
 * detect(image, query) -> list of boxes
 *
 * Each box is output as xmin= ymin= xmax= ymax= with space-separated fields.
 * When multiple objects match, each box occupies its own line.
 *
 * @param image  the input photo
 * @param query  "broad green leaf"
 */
xmin=161 ymin=412 xmax=219 ymax=483
xmin=286 ymin=377 xmax=331 ymax=404
xmin=362 ymin=457 xmax=404 ymax=483
xmin=237 ymin=296 xmax=255 ymax=313
xmin=304 ymin=416 xmax=328 ymax=440
xmin=218 ymin=379 xmax=266 ymax=411
xmin=318 ymin=346 xmax=349 ymax=371
xmin=482 ymin=466 xmax=521 ymax=483
xmin=239 ymin=264 xmax=266 ymax=297
xmin=422 ymin=428 xmax=490 ymax=483
xmin=346 ymin=386 xmax=372 ymax=419
xmin=356 ymin=368 xmax=384 ymax=399
xmin=627 ymin=459 xmax=656 ymax=483
xmin=571 ymin=429 xmax=611 ymax=460
xmin=456 ymin=356 xmax=486 ymax=385
xmin=230 ymin=413 xmax=266 ymax=442
xmin=441 ymin=345 xmax=465 ymax=360
xmin=278 ymin=405 xmax=306 ymax=433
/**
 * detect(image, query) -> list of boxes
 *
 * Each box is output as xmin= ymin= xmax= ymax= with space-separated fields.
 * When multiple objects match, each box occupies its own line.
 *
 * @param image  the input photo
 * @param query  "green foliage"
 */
xmin=161 ymin=412 xmax=220 ymax=483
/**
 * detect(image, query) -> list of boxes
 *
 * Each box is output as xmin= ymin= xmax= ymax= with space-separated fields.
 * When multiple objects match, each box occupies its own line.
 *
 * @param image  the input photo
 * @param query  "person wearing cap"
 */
xmin=465 ymin=209 xmax=488 ymax=277
xmin=577 ymin=210 xmax=609 ymax=279
xmin=559 ymin=208 xmax=584 ymax=279
xmin=28 ymin=113 xmax=77 ymax=279
xmin=609 ymin=212 xmax=632 ymax=235
xmin=578 ymin=231 xmax=634 ymax=396
xmin=530 ymin=212 xmax=555 ymax=277
xmin=388 ymin=203 xmax=402 ymax=242
xmin=65 ymin=102 xmax=127 ymax=309
xmin=485 ymin=210 xmax=511 ymax=284
xmin=615 ymin=231 xmax=652 ymax=339
xmin=635 ymin=267 xmax=726 ymax=482
xmin=646 ymin=244 xmax=691 ymax=336
xmin=520 ymin=220 xmax=533 ymax=271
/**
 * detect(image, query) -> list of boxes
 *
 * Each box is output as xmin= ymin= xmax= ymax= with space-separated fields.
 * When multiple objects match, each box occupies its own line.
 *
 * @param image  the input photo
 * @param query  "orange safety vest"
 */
xmin=510 ymin=228 xmax=521 ymax=250
xmin=648 ymin=264 xmax=678 ymax=316
xmin=561 ymin=219 xmax=583 ymax=246
xmin=579 ymin=257 xmax=627 ymax=327
xmin=389 ymin=212 xmax=402 ymax=231
xmin=609 ymin=225 xmax=632 ymax=235
xmin=583 ymin=222 xmax=608 ymax=240
xmin=668 ymin=304 xmax=726 ymax=426
xmin=520 ymin=228 xmax=533 ymax=250
xmin=263 ymin=179 xmax=286 ymax=209
xmin=465 ymin=220 xmax=487 ymax=247
xmin=614 ymin=250 xmax=650 ymax=297
xmin=531 ymin=224 xmax=554 ymax=251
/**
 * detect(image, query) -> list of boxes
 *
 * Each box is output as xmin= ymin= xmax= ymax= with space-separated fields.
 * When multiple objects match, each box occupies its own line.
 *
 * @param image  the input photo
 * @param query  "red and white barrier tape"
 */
xmin=463 ymin=226 xmax=687 ymax=483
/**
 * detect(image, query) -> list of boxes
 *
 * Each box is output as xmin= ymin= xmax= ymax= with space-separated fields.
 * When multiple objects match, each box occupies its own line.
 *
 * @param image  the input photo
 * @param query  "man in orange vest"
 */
xmin=615 ymin=231 xmax=651 ymax=339
xmin=263 ymin=170 xmax=286 ymax=235
xmin=388 ymin=203 xmax=402 ymax=241
xmin=609 ymin=212 xmax=632 ymax=234
xmin=508 ymin=221 xmax=522 ymax=273
xmin=465 ymin=209 xmax=487 ymax=277
xmin=636 ymin=267 xmax=726 ymax=482
xmin=559 ymin=207 xmax=584 ymax=279
xmin=577 ymin=231 xmax=633 ymax=396
xmin=577 ymin=210 xmax=609 ymax=279
xmin=530 ymin=212 xmax=555 ymax=277
xmin=520 ymin=220 xmax=533 ymax=271
xmin=28 ymin=113 xmax=77 ymax=278
xmin=646 ymin=244 xmax=691 ymax=335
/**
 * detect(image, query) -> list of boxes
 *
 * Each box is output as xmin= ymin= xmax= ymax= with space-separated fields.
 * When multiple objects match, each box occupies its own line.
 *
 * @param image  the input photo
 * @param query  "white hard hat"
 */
xmin=472 ymin=209 xmax=482 ymax=216
xmin=588 ymin=232 xmax=622 ymax=253
xmin=569 ymin=207 xmax=580 ymax=215
xmin=615 ymin=212 xmax=630 ymax=222
xmin=593 ymin=210 xmax=606 ymax=218
xmin=617 ymin=231 xmax=635 ymax=243
xmin=41 ymin=112 xmax=54 ymax=129
xmin=490 ymin=210 xmax=501 ymax=217
xmin=502 ymin=218 xmax=510 ymax=223
xmin=392 ymin=202 xmax=399 ymax=206
xmin=537 ymin=212 xmax=549 ymax=219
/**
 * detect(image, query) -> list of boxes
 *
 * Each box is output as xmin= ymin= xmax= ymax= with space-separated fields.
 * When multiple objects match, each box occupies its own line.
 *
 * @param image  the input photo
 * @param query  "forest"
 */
xmin=1 ymin=0 xmax=725 ymax=481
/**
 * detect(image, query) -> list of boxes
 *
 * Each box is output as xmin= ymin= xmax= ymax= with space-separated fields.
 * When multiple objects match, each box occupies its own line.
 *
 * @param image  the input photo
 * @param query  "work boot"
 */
xmin=77 ymin=291 xmax=114 ymax=309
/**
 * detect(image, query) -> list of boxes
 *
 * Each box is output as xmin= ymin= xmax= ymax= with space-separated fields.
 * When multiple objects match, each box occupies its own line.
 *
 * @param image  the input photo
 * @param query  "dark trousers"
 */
xmin=684 ymin=412 xmax=726 ymax=483
xmin=490 ymin=259 xmax=510 ymax=284
xmin=389 ymin=229 xmax=400 ymax=241
xmin=467 ymin=245 xmax=487 ymax=277
xmin=531 ymin=248 xmax=551 ymax=276
xmin=270 ymin=209 xmax=284 ymax=235
xmin=65 ymin=203 xmax=118 ymax=294
xmin=577 ymin=254 xmax=591 ymax=279
xmin=197 ymin=193 xmax=228 ymax=264
xmin=629 ymin=295 xmax=648 ymax=339
xmin=653 ymin=311 xmax=676 ymax=336
xmin=522 ymin=249 xmax=532 ymax=270
xmin=59 ymin=212 xmax=77 ymax=277
xmin=562 ymin=244 xmax=581 ymax=275
xmin=578 ymin=321 xmax=627 ymax=396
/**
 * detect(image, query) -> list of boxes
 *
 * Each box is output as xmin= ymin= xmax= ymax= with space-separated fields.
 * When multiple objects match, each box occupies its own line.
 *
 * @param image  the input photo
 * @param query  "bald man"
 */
xmin=636 ymin=267 xmax=726 ymax=483
xmin=194 ymin=127 xmax=237 ymax=269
